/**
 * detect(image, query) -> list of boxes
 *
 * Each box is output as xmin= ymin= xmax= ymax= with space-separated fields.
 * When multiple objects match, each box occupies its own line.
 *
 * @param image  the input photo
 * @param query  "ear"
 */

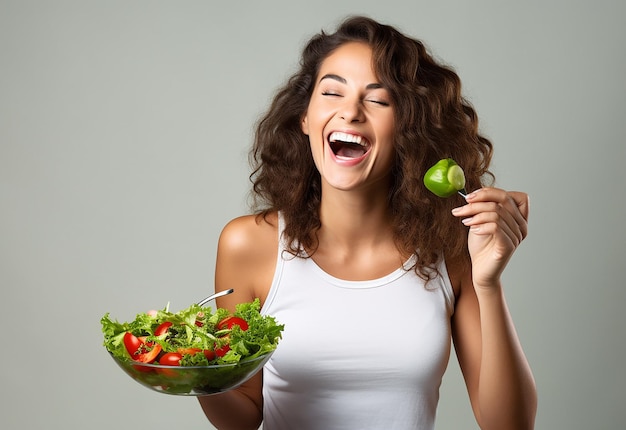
xmin=300 ymin=113 xmax=309 ymax=136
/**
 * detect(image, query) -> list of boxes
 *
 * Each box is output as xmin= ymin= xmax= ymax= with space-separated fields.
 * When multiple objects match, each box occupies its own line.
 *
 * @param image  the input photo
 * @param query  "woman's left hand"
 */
xmin=452 ymin=187 xmax=529 ymax=290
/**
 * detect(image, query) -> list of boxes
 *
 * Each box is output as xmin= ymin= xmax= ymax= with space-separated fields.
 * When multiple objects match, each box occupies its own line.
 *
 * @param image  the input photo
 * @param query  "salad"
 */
xmin=102 ymin=298 xmax=283 ymax=367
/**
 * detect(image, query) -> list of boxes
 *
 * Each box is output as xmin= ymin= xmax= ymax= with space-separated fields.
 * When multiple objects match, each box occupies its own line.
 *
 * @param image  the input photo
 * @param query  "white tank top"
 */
xmin=261 ymin=216 xmax=455 ymax=430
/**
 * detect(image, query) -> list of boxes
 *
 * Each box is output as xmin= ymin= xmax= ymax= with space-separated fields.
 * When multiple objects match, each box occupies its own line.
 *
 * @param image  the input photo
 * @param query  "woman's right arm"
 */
xmin=197 ymin=214 xmax=279 ymax=430
xmin=198 ymin=373 xmax=263 ymax=430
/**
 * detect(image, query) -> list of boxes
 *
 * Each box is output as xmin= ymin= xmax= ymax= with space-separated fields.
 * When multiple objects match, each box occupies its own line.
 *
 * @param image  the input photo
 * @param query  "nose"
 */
xmin=339 ymin=98 xmax=365 ymax=123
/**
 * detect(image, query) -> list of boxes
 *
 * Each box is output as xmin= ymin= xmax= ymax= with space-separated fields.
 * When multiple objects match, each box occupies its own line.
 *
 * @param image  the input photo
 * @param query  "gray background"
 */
xmin=1 ymin=1 xmax=624 ymax=429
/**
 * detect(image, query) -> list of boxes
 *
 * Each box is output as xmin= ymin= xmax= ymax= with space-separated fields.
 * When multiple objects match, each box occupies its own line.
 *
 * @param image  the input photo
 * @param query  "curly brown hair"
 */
xmin=249 ymin=16 xmax=494 ymax=280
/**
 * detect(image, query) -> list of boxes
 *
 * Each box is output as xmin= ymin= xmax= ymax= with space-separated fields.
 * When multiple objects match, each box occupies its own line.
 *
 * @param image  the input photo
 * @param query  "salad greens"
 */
xmin=101 ymin=298 xmax=283 ymax=366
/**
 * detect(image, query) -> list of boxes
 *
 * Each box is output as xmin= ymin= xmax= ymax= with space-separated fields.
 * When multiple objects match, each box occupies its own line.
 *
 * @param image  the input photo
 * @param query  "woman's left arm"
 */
xmin=450 ymin=188 xmax=538 ymax=430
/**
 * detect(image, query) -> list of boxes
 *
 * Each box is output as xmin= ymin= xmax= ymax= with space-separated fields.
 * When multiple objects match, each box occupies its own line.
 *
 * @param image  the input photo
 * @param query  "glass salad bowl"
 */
xmin=110 ymin=351 xmax=273 ymax=396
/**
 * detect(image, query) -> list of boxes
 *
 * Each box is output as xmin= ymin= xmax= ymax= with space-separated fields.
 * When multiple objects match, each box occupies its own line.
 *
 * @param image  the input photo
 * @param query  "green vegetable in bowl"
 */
xmin=101 ymin=298 xmax=283 ymax=367
xmin=423 ymin=158 xmax=466 ymax=198
xmin=102 ymin=298 xmax=283 ymax=396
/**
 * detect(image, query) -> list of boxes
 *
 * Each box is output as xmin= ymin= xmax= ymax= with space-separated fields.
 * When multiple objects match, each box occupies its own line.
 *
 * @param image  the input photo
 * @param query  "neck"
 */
xmin=310 ymin=180 xmax=406 ymax=281
xmin=317 ymin=181 xmax=394 ymax=251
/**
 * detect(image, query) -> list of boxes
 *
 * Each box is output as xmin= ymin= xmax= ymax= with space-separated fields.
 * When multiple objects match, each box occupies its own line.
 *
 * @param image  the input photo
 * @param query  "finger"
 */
xmin=508 ymin=191 xmax=530 ymax=221
xmin=462 ymin=188 xmax=529 ymax=239
xmin=458 ymin=196 xmax=526 ymax=245
xmin=462 ymin=209 xmax=523 ymax=247
xmin=500 ymin=192 xmax=529 ymax=240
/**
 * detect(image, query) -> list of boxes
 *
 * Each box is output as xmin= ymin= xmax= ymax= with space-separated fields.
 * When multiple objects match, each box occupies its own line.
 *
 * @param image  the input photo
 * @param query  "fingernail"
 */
xmin=461 ymin=217 xmax=473 ymax=225
xmin=451 ymin=207 xmax=461 ymax=215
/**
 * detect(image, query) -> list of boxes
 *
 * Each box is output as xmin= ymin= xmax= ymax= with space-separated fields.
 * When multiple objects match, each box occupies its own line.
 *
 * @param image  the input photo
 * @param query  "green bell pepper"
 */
xmin=423 ymin=158 xmax=466 ymax=198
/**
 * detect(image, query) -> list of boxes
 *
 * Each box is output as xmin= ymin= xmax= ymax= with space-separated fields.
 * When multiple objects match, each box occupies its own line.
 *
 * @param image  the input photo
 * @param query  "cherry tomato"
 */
xmin=217 ymin=316 xmax=249 ymax=331
xmin=159 ymin=352 xmax=183 ymax=366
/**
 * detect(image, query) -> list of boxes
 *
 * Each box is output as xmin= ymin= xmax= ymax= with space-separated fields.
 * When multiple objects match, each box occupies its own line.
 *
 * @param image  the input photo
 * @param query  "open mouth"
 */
xmin=328 ymin=131 xmax=370 ymax=159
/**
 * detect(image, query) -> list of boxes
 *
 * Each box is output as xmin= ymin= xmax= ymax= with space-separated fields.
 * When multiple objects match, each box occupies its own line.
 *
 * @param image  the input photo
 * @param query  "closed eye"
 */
xmin=322 ymin=91 xmax=342 ymax=97
xmin=322 ymin=91 xmax=389 ymax=105
xmin=366 ymin=99 xmax=390 ymax=106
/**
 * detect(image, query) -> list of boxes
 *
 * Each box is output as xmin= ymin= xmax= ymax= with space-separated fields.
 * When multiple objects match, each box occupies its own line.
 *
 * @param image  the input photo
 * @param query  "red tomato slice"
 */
xmin=203 ymin=349 xmax=216 ymax=361
xmin=123 ymin=332 xmax=161 ymax=363
xmin=123 ymin=332 xmax=142 ymax=355
xmin=159 ymin=352 xmax=183 ymax=366
xmin=217 ymin=316 xmax=249 ymax=331
xmin=215 ymin=344 xmax=230 ymax=357
xmin=134 ymin=344 xmax=162 ymax=363
xmin=154 ymin=321 xmax=173 ymax=336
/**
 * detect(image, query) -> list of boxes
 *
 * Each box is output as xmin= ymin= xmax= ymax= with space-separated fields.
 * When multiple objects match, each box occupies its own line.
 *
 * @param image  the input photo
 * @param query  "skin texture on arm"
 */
xmin=197 ymin=214 xmax=278 ymax=430
xmin=449 ymin=188 xmax=537 ymax=429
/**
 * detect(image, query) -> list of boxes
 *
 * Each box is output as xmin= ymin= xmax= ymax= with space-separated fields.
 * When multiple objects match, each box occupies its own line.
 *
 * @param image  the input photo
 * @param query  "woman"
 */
xmin=199 ymin=16 xmax=537 ymax=430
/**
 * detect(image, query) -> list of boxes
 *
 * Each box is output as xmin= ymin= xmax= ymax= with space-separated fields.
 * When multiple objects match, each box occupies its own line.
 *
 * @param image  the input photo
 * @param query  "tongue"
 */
xmin=335 ymin=142 xmax=366 ymax=158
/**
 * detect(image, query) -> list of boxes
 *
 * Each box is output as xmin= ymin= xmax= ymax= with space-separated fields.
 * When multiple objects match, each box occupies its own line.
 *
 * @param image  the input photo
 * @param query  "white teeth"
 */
xmin=329 ymin=132 xmax=365 ymax=146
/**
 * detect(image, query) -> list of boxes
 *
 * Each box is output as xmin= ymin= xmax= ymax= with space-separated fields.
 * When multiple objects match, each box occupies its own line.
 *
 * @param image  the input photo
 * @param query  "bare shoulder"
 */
xmin=215 ymin=213 xmax=279 ymax=307
xmin=219 ymin=213 xmax=278 ymax=257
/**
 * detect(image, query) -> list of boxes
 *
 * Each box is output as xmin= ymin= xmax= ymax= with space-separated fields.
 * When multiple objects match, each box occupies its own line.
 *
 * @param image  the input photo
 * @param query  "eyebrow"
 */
xmin=319 ymin=74 xmax=383 ymax=90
